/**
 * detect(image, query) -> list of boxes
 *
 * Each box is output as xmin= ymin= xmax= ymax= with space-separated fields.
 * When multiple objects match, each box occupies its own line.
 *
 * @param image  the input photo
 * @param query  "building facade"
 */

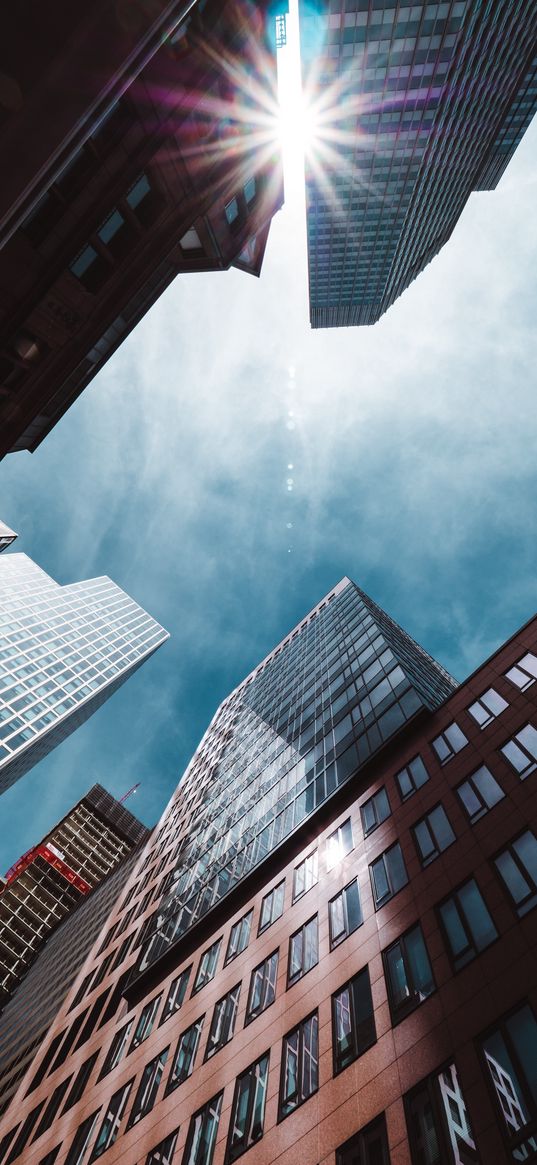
xmin=0 ymin=842 xmax=147 ymax=1120
xmin=300 ymin=1 xmax=537 ymax=327
xmin=0 ymin=527 xmax=17 ymax=555
xmin=0 ymin=552 xmax=168 ymax=795
xmin=1 ymin=577 xmax=537 ymax=1165
xmin=0 ymin=0 xmax=285 ymax=457
xmin=0 ymin=784 xmax=150 ymax=1006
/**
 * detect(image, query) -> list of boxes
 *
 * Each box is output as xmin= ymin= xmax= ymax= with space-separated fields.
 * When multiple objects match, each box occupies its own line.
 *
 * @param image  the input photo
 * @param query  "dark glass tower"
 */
xmin=299 ymin=0 xmax=537 ymax=327
xmin=132 ymin=576 xmax=455 ymax=987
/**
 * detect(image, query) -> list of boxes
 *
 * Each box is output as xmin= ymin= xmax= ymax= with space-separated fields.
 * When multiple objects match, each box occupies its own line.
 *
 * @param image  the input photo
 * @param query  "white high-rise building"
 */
xmin=0 ymin=551 xmax=168 ymax=795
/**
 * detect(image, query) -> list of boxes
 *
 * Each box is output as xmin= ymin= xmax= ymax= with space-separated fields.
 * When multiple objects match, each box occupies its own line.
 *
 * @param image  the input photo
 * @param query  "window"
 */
xmin=361 ymin=787 xmax=391 ymax=835
xmin=69 ymin=245 xmax=110 ymax=294
xmin=165 ymin=1017 xmax=204 ymax=1093
xmin=432 ymin=722 xmax=468 ymax=764
xmin=182 ymin=1093 xmax=223 ymax=1165
xmin=205 ymin=984 xmax=240 ymax=1060
xmin=336 ymin=1115 xmax=390 ymax=1165
xmin=258 ymin=881 xmax=285 ymax=933
xmin=505 ymin=652 xmax=537 ymax=691
xmin=243 ymin=177 xmax=257 ymax=205
xmin=129 ymin=994 xmax=161 ymax=1051
xmin=63 ymin=1053 xmax=99 ymax=1113
xmin=332 ymin=967 xmax=376 ymax=1073
xmin=293 ymin=852 xmax=318 ymax=901
xmin=326 ymin=819 xmax=353 ymax=869
xmin=38 ymin=1150 xmax=61 ymax=1165
xmin=160 ymin=967 xmax=190 ymax=1024
xmin=226 ymin=911 xmax=252 ymax=964
xmin=480 ymin=1003 xmax=537 ymax=1161
xmin=405 ymin=1062 xmax=478 ymax=1165
xmin=370 ymin=842 xmax=408 ymax=908
xmin=227 ymin=1053 xmax=270 ymax=1162
xmin=193 ymin=939 xmax=221 ymax=993
xmin=395 ymin=754 xmax=429 ymax=800
xmin=329 ymin=879 xmax=363 ymax=948
xmin=500 ymin=724 xmax=537 ymax=779
xmin=246 ymin=951 xmax=278 ymax=1023
xmin=279 ymin=1012 xmax=319 ymax=1119
xmin=145 ymin=1129 xmax=179 ymax=1165
xmin=467 ymin=687 xmax=508 ymax=728
xmin=437 ymin=879 xmax=498 ymax=971
xmin=225 ymin=197 xmax=240 ymax=225
xmin=412 ymin=804 xmax=456 ymax=867
xmin=494 ymin=830 xmax=537 ymax=917
xmin=126 ymin=1046 xmax=168 ymax=1129
xmin=89 ymin=1082 xmax=132 ymax=1160
xmin=99 ymin=1021 xmax=133 ymax=1078
xmin=64 ymin=1111 xmax=101 ymax=1165
xmin=383 ymin=924 xmax=435 ymax=1024
xmin=33 ymin=1077 xmax=72 ymax=1139
xmin=97 ymin=208 xmax=134 ymax=261
xmin=288 ymin=916 xmax=318 ymax=985
xmin=5 ymin=1102 xmax=45 ymax=1165
xmin=456 ymin=766 xmax=505 ymax=823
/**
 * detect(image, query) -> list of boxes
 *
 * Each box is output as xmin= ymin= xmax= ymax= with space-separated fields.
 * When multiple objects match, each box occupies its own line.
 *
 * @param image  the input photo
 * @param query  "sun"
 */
xmin=276 ymin=91 xmax=319 ymax=160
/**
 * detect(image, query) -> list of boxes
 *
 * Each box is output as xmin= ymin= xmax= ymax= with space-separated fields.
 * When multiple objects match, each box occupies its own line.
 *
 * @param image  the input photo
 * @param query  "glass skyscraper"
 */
xmin=0 ymin=552 xmax=168 ymax=795
xmin=132 ymin=576 xmax=455 ymax=986
xmin=300 ymin=0 xmax=537 ymax=327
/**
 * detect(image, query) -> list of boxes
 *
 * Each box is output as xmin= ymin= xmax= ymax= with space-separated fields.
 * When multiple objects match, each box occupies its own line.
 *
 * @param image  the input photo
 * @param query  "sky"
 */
xmin=0 ymin=3 xmax=536 ymax=872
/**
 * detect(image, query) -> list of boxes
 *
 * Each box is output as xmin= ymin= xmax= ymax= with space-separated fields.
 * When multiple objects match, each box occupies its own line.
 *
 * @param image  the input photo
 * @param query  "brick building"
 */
xmin=1 ymin=577 xmax=536 ymax=1165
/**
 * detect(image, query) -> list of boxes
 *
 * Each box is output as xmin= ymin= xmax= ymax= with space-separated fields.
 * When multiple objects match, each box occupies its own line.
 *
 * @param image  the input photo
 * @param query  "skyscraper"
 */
xmin=0 ymin=0 xmax=285 ymax=458
xmin=0 ymin=552 xmax=168 ymax=795
xmin=0 ymin=784 xmax=150 ymax=1006
xmin=300 ymin=1 xmax=537 ymax=327
xmin=3 ymin=578 xmax=537 ymax=1164
xmin=0 ymin=526 xmax=17 ymax=554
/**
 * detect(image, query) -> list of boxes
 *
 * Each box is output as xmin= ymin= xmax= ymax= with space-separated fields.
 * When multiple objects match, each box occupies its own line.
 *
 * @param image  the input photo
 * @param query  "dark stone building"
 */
xmin=0 ymin=0 xmax=285 ymax=457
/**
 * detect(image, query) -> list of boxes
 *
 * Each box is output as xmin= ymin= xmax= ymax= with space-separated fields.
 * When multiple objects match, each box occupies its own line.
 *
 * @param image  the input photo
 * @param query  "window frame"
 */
xmin=125 ymin=1046 xmax=169 ymax=1130
xmin=455 ymin=764 xmax=505 ymax=824
xmin=165 ymin=1016 xmax=204 ymax=1095
xmin=332 ymin=967 xmax=376 ymax=1075
xmin=258 ymin=880 xmax=285 ymax=935
xmin=431 ymin=722 xmax=468 ymax=765
xmin=505 ymin=652 xmax=537 ymax=692
xmin=245 ymin=950 xmax=279 ymax=1026
xmin=467 ymin=687 xmax=508 ymax=729
xmin=493 ymin=829 xmax=537 ymax=917
xmin=478 ymin=1001 xmax=537 ymax=1161
xmin=182 ymin=1092 xmax=223 ymax=1165
xmin=382 ymin=922 xmax=436 ymax=1026
xmin=204 ymin=983 xmax=241 ymax=1061
xmin=360 ymin=786 xmax=391 ymax=836
xmin=411 ymin=802 xmax=456 ymax=867
xmin=369 ymin=841 xmax=409 ymax=910
xmin=89 ymin=1080 xmax=133 ymax=1161
xmin=500 ymin=724 xmax=537 ymax=779
xmin=159 ymin=966 xmax=191 ymax=1025
xmin=225 ymin=910 xmax=253 ymax=966
xmin=226 ymin=1052 xmax=270 ymax=1163
xmin=404 ymin=1060 xmax=478 ymax=1165
xmin=329 ymin=878 xmax=363 ymax=950
xmin=436 ymin=878 xmax=498 ymax=972
xmin=336 ymin=1114 xmax=391 ymax=1165
xmin=192 ymin=938 xmax=221 ymax=995
xmin=326 ymin=818 xmax=353 ymax=869
xmin=287 ymin=915 xmax=318 ymax=987
xmin=278 ymin=1011 xmax=319 ymax=1121
xmin=292 ymin=851 xmax=318 ymax=903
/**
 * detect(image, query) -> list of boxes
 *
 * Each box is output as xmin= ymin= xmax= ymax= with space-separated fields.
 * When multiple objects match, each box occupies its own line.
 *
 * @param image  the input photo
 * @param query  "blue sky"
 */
xmin=0 ymin=5 xmax=536 ymax=871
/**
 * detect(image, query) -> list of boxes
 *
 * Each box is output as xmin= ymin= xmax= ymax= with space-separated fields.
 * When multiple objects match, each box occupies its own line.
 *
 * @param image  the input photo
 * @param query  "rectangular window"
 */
xmin=62 ymin=1053 xmax=99 ymax=1113
xmin=160 ymin=967 xmax=190 ymax=1024
xmin=225 ymin=911 xmax=253 ymax=964
xmin=99 ymin=1021 xmax=133 ymax=1079
xmin=395 ymin=754 xmax=429 ymax=800
xmin=505 ymin=652 xmax=537 ymax=691
xmin=494 ymin=830 xmax=537 ymax=916
xmin=480 ymin=1003 xmax=537 ymax=1161
xmin=412 ymin=804 xmax=456 ymax=867
xmin=182 ymin=1093 xmax=223 ymax=1165
xmin=360 ymin=787 xmax=391 ymax=836
xmin=456 ymin=766 xmax=504 ymax=823
xmin=500 ymin=724 xmax=537 ymax=779
xmin=431 ymin=722 xmax=468 ymax=764
xmin=332 ymin=968 xmax=376 ymax=1073
xmin=145 ymin=1129 xmax=179 ymax=1165
xmin=293 ymin=852 xmax=318 ymax=901
xmin=279 ymin=1012 xmax=319 ymax=1119
xmin=288 ymin=916 xmax=318 ymax=985
xmin=33 ymin=1078 xmax=72 ymax=1139
xmin=370 ymin=841 xmax=408 ymax=908
xmin=258 ymin=880 xmax=285 ymax=934
xmin=326 ymin=819 xmax=353 ymax=869
xmin=89 ymin=1082 xmax=132 ymax=1160
xmin=64 ymin=1111 xmax=101 ymax=1165
xmin=165 ymin=1017 xmax=204 ymax=1093
xmin=405 ymin=1062 xmax=478 ymax=1164
xmin=69 ymin=244 xmax=110 ymax=294
xmin=193 ymin=939 xmax=221 ymax=994
xmin=205 ymin=984 xmax=240 ymax=1060
xmin=336 ymin=1115 xmax=390 ymax=1165
xmin=383 ymin=924 xmax=435 ymax=1025
xmin=126 ymin=1046 xmax=168 ymax=1129
xmin=438 ymin=879 xmax=498 ymax=971
xmin=129 ymin=994 xmax=161 ymax=1051
xmin=467 ymin=687 xmax=508 ymax=728
xmin=329 ymin=879 xmax=363 ymax=949
xmin=227 ymin=1053 xmax=270 ymax=1162
xmin=246 ymin=951 xmax=278 ymax=1023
